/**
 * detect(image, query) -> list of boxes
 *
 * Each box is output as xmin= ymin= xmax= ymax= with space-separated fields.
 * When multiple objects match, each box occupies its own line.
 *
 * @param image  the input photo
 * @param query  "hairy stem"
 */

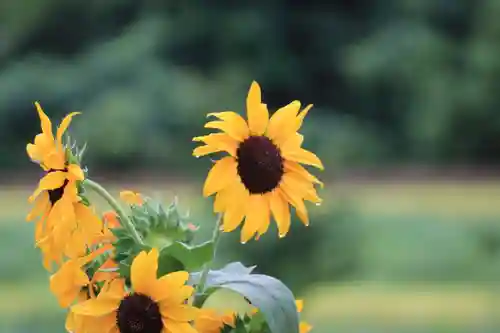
xmin=193 ymin=213 xmax=223 ymax=307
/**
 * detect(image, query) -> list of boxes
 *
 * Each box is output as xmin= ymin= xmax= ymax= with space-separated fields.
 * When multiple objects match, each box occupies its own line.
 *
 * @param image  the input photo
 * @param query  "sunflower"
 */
xmin=193 ymin=81 xmax=323 ymax=243
xmin=26 ymin=103 xmax=103 ymax=269
xmin=71 ymin=248 xmax=199 ymax=333
xmin=193 ymin=309 xmax=235 ymax=333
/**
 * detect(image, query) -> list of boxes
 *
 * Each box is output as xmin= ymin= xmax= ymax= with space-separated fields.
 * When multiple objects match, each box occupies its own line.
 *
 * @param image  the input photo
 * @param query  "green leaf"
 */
xmin=156 ymin=251 xmax=185 ymax=276
xmin=190 ymin=262 xmax=256 ymax=286
xmin=189 ymin=263 xmax=299 ymax=333
xmin=159 ymin=241 xmax=214 ymax=272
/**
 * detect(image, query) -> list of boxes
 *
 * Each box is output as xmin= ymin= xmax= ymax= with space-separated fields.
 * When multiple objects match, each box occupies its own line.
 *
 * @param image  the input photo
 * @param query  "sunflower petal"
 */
xmin=294 ymin=104 xmax=313 ymax=132
xmin=300 ymin=321 xmax=313 ymax=333
xmin=164 ymin=320 xmax=198 ymax=333
xmin=71 ymin=298 xmax=119 ymax=316
xmin=203 ymin=157 xmax=238 ymax=197
xmin=205 ymin=111 xmax=249 ymax=141
xmin=282 ymin=147 xmax=324 ymax=170
xmin=267 ymin=100 xmax=301 ymax=145
xmin=280 ymin=179 xmax=310 ymax=226
xmin=296 ymin=300 xmax=304 ymax=312
xmin=284 ymin=161 xmax=323 ymax=188
xmin=246 ymin=81 xmax=268 ymax=135
xmin=193 ymin=133 xmax=238 ymax=157
xmin=44 ymin=150 xmax=66 ymax=170
xmin=27 ymin=192 xmax=50 ymax=221
xmin=280 ymin=133 xmax=304 ymax=153
xmin=158 ymin=271 xmax=189 ymax=288
xmin=131 ymin=249 xmax=158 ymax=294
xmin=193 ymin=145 xmax=219 ymax=157
xmin=35 ymin=102 xmax=54 ymax=140
xmin=270 ymin=189 xmax=291 ymax=238
xmin=67 ymin=164 xmax=85 ymax=181
xmin=241 ymin=195 xmax=269 ymax=243
xmin=222 ymin=183 xmax=249 ymax=232
xmin=163 ymin=305 xmax=199 ymax=321
xmin=57 ymin=112 xmax=81 ymax=143
xmin=30 ymin=171 xmax=66 ymax=201
xmin=304 ymin=187 xmax=322 ymax=204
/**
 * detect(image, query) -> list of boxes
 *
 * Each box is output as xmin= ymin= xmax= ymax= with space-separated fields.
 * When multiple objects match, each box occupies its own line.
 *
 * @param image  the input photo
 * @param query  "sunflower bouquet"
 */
xmin=26 ymin=81 xmax=323 ymax=333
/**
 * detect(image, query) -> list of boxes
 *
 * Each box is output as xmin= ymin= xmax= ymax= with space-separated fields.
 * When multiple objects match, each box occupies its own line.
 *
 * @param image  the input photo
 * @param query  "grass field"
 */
xmin=2 ymin=179 xmax=500 ymax=333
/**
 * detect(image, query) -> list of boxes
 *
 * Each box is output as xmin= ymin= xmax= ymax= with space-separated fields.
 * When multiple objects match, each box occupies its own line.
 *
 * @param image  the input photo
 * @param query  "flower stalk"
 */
xmin=84 ymin=178 xmax=144 ymax=245
xmin=193 ymin=213 xmax=223 ymax=307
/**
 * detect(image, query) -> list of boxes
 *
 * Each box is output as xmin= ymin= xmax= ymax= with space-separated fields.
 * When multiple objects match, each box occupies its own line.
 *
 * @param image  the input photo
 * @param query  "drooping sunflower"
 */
xmin=26 ymin=103 xmax=103 ymax=269
xmin=71 ymin=248 xmax=199 ymax=333
xmin=193 ymin=81 xmax=323 ymax=243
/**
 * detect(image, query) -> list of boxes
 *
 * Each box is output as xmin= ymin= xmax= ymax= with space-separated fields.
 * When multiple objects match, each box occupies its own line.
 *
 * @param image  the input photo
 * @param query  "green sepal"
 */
xmin=64 ymin=135 xmax=87 ymax=166
xmin=78 ymin=193 xmax=91 ymax=206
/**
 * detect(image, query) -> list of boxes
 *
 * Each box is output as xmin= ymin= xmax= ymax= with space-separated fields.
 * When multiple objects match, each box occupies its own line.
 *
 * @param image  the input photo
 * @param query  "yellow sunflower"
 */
xmin=26 ymin=103 xmax=103 ymax=269
xmin=193 ymin=308 xmax=235 ymax=333
xmin=193 ymin=81 xmax=323 ymax=243
xmin=71 ymin=248 xmax=199 ymax=333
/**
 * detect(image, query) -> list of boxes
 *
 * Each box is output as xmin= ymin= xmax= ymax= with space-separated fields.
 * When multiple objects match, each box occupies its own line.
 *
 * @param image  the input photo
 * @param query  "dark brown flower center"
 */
xmin=117 ymin=293 xmax=162 ymax=333
xmin=47 ymin=168 xmax=68 ymax=205
xmin=236 ymin=136 xmax=284 ymax=194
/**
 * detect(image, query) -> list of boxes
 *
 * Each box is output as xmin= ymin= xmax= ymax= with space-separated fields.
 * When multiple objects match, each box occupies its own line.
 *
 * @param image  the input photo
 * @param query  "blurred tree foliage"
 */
xmin=1 ymin=0 xmax=500 ymax=173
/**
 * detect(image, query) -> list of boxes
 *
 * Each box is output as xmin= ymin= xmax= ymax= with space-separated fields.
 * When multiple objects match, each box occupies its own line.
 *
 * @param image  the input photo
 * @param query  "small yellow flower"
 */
xmin=194 ymin=308 xmax=235 ymax=333
xmin=120 ymin=190 xmax=144 ymax=205
xmin=194 ymin=81 xmax=323 ymax=243
xmin=71 ymin=248 xmax=199 ymax=333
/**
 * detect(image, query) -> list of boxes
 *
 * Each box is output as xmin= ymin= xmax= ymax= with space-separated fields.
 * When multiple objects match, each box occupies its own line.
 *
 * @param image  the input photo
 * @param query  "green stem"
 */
xmin=193 ymin=213 xmax=223 ymax=307
xmin=84 ymin=178 xmax=144 ymax=245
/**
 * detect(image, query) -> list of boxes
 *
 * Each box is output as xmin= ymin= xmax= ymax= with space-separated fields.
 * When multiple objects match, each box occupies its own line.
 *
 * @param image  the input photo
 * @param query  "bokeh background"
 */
xmin=1 ymin=1 xmax=500 ymax=332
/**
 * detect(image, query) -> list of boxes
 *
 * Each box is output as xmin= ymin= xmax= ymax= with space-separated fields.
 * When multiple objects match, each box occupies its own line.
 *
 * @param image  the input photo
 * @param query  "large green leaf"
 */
xmin=158 ymin=241 xmax=214 ymax=273
xmin=190 ymin=262 xmax=299 ymax=333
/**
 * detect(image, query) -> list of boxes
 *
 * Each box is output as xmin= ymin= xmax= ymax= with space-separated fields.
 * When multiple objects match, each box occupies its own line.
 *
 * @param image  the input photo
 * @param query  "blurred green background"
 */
xmin=2 ymin=1 xmax=500 ymax=332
